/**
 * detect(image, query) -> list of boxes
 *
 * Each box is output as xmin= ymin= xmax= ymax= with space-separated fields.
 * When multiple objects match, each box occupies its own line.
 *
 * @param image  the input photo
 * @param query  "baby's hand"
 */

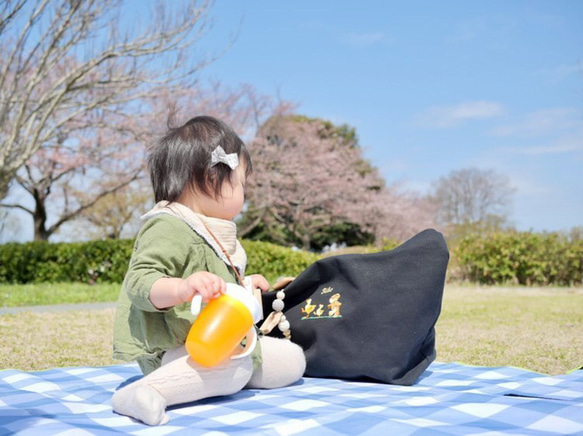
xmin=177 ymin=272 xmax=226 ymax=304
xmin=248 ymin=274 xmax=270 ymax=293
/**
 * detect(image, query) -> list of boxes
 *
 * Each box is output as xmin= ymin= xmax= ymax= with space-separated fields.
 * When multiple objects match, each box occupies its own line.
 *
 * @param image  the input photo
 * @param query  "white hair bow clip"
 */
xmin=211 ymin=146 xmax=239 ymax=170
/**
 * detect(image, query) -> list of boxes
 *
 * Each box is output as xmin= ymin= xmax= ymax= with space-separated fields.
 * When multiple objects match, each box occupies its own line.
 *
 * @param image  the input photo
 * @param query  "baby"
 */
xmin=112 ymin=115 xmax=306 ymax=425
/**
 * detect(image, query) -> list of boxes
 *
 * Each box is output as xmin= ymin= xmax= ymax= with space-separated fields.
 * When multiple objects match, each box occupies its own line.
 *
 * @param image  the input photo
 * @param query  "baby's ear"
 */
xmin=272 ymin=276 xmax=295 ymax=291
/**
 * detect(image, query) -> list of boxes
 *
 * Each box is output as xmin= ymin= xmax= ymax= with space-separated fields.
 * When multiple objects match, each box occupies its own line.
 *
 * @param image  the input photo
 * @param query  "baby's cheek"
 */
xmin=220 ymin=184 xmax=234 ymax=199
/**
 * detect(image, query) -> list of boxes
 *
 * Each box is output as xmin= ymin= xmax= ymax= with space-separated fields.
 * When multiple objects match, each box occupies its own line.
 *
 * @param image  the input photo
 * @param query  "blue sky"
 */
xmin=194 ymin=0 xmax=582 ymax=232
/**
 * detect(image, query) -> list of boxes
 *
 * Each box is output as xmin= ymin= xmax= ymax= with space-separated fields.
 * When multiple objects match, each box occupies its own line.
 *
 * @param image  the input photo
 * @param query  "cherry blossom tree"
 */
xmin=5 ymin=108 xmax=146 ymax=240
xmin=160 ymin=81 xmax=294 ymax=139
xmin=79 ymin=182 xmax=152 ymax=240
xmin=0 ymin=0 xmax=214 ymax=201
xmin=242 ymin=115 xmax=436 ymax=249
xmin=1 ymin=80 xmax=281 ymax=241
xmin=75 ymin=81 xmax=276 ymax=241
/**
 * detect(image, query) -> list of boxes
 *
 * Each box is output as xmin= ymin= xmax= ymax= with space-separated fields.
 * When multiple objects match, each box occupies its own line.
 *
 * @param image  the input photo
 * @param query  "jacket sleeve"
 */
xmin=123 ymin=216 xmax=205 ymax=312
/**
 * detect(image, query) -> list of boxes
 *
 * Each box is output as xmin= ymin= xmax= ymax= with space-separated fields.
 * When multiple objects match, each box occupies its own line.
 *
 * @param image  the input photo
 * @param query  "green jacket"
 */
xmin=113 ymin=214 xmax=261 ymax=375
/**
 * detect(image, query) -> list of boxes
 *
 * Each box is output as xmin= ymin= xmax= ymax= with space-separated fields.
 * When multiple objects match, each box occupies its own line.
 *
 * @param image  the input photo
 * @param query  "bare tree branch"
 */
xmin=46 ymin=172 xmax=140 ymax=236
xmin=0 ymin=203 xmax=34 ymax=214
xmin=0 ymin=0 xmax=27 ymax=36
xmin=0 ymin=0 xmax=215 ymax=199
xmin=431 ymin=167 xmax=514 ymax=237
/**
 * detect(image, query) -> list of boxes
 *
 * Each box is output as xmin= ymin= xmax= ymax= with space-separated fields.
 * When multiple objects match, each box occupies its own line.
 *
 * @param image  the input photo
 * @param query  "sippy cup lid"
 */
xmin=191 ymin=283 xmax=263 ymax=324
xmin=224 ymin=283 xmax=263 ymax=324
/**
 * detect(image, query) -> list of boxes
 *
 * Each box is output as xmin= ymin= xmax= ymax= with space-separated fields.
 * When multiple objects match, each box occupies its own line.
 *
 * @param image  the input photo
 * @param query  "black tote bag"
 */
xmin=260 ymin=229 xmax=449 ymax=385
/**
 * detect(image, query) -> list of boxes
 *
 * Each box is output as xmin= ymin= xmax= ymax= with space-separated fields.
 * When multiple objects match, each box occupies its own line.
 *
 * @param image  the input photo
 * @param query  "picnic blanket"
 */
xmin=0 ymin=361 xmax=582 ymax=436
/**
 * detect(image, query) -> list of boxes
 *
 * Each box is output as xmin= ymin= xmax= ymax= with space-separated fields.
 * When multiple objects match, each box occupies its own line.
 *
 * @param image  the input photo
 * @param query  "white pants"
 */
xmin=112 ymin=336 xmax=306 ymax=425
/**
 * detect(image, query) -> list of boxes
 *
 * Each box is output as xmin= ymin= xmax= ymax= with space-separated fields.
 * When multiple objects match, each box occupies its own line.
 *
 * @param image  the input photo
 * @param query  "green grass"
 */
xmin=0 ymin=308 xmax=121 ymax=371
xmin=0 ymin=285 xmax=581 ymax=374
xmin=436 ymin=286 xmax=583 ymax=375
xmin=0 ymin=283 xmax=120 ymax=307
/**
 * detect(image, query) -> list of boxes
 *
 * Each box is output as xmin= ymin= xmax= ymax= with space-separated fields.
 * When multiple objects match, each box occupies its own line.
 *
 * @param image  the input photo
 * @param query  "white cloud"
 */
xmin=415 ymin=101 xmax=504 ymax=128
xmin=402 ymin=179 xmax=432 ymax=194
xmin=447 ymin=19 xmax=488 ymax=43
xmin=381 ymin=159 xmax=412 ymax=174
xmin=509 ymin=175 xmax=553 ymax=197
xmin=502 ymin=130 xmax=583 ymax=155
xmin=466 ymin=157 xmax=553 ymax=197
xmin=506 ymin=144 xmax=582 ymax=155
xmin=491 ymin=108 xmax=580 ymax=138
xmin=342 ymin=32 xmax=390 ymax=48
xmin=534 ymin=63 xmax=581 ymax=82
xmin=446 ymin=15 xmax=514 ymax=49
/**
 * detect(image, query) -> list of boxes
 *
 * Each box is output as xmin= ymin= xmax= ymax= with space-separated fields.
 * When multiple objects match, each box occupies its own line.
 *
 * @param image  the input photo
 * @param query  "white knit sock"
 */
xmin=112 ymin=346 xmax=253 ymax=425
xmin=112 ymin=384 xmax=169 ymax=426
xmin=246 ymin=336 xmax=306 ymax=389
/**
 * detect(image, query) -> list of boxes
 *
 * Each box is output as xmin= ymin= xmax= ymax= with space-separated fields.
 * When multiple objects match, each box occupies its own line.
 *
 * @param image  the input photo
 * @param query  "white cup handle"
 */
xmin=230 ymin=328 xmax=257 ymax=360
xmin=191 ymin=294 xmax=203 ymax=316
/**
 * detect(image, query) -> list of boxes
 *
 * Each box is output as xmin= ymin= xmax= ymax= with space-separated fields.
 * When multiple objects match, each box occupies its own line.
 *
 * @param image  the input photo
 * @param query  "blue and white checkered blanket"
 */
xmin=1 ymin=361 xmax=582 ymax=435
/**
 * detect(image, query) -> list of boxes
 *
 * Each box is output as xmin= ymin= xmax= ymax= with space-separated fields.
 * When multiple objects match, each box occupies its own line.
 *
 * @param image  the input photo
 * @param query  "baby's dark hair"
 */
xmin=148 ymin=116 xmax=252 ymax=203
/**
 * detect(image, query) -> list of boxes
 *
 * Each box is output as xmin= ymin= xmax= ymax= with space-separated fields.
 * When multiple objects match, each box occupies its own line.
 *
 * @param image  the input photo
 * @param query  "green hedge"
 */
xmin=0 ymin=239 xmax=319 ymax=285
xmin=2 ymin=232 xmax=581 ymax=286
xmin=0 ymin=240 xmax=134 ymax=284
xmin=242 ymin=240 xmax=319 ymax=282
xmin=455 ymin=231 xmax=583 ymax=286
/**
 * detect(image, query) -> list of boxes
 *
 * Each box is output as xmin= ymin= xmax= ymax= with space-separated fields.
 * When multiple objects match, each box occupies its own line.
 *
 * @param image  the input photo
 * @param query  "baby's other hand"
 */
xmin=248 ymin=274 xmax=270 ymax=293
xmin=177 ymin=272 xmax=226 ymax=304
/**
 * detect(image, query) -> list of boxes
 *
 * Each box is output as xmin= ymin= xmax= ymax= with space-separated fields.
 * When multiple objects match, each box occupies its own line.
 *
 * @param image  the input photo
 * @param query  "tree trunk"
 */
xmin=107 ymin=228 xmax=122 ymax=239
xmin=300 ymin=233 xmax=311 ymax=251
xmin=32 ymin=190 xmax=50 ymax=241
xmin=0 ymin=171 xmax=12 ymax=202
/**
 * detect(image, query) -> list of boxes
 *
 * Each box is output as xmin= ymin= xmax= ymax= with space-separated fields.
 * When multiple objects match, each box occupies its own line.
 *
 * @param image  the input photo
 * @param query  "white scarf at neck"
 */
xmin=141 ymin=201 xmax=247 ymax=276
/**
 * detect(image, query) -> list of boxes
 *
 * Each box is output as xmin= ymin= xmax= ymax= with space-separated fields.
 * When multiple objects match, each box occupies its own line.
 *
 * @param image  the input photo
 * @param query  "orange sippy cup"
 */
xmin=186 ymin=283 xmax=262 ymax=367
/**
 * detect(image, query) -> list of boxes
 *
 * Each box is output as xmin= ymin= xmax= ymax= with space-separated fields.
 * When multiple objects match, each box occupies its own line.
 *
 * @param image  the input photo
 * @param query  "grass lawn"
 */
xmin=0 ymin=282 xmax=120 ymax=307
xmin=436 ymin=285 xmax=582 ymax=375
xmin=0 ymin=284 xmax=581 ymax=374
